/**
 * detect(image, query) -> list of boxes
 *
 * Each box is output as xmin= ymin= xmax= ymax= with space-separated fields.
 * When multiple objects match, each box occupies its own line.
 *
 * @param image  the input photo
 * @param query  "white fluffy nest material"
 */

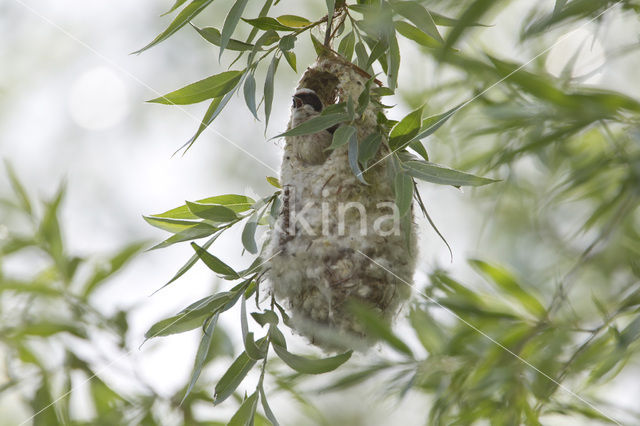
xmin=268 ymin=54 xmax=417 ymax=351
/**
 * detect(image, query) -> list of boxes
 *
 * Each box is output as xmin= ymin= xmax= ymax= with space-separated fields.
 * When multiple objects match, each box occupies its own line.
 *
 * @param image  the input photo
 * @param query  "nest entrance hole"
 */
xmin=298 ymin=69 xmax=340 ymax=108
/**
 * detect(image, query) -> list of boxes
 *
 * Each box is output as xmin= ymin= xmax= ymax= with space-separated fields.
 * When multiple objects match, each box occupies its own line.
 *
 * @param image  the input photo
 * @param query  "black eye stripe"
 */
xmin=293 ymin=92 xmax=322 ymax=112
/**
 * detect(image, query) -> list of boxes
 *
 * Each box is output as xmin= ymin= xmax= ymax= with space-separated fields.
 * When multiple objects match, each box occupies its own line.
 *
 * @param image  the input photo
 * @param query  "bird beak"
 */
xmin=293 ymin=96 xmax=303 ymax=108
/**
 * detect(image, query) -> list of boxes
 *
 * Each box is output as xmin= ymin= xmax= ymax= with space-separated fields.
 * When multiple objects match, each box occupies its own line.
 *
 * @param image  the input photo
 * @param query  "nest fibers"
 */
xmin=268 ymin=54 xmax=417 ymax=350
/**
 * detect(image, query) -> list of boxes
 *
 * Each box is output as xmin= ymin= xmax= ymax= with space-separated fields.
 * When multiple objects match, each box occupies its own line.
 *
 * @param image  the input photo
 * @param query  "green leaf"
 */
xmin=357 ymin=78 xmax=373 ymax=116
xmin=408 ymin=141 xmax=429 ymax=161
xmin=409 ymin=307 xmax=445 ymax=353
xmin=186 ymin=201 xmax=238 ymax=222
xmin=404 ymin=160 xmax=498 ymax=187
xmin=152 ymin=194 xmax=254 ymax=219
xmin=272 ymin=344 xmax=352 ymax=374
xmin=181 ymin=314 xmax=219 ymax=404
xmin=264 ymin=55 xmax=280 ymax=131
xmin=349 ymin=303 xmax=413 ymax=356
xmin=337 ymin=31 xmax=355 ymax=61
xmin=147 ymin=70 xmax=243 ymax=105
xmin=243 ymin=73 xmax=259 ymax=119
xmin=276 ymin=14 xmax=311 ymax=28
xmin=155 ymin=233 xmax=220 ymax=293
xmin=394 ymin=172 xmax=413 ymax=217
xmin=430 ymin=11 xmax=490 ymax=27
xmin=365 ymin=39 xmax=388 ymax=69
xmin=348 ymin=131 xmax=367 ymax=185
xmin=161 ymin=0 xmax=189 ymax=16
xmin=412 ymin=103 xmax=462 ymax=142
xmin=358 ymin=133 xmax=382 ymax=168
xmin=278 ymin=34 xmax=296 ymax=51
xmin=144 ymin=293 xmax=231 ymax=339
xmin=192 ymin=25 xmax=255 ymax=51
xmin=266 ymin=176 xmax=281 ymax=188
xmin=39 ymin=183 xmax=65 ymax=262
xmin=259 ymin=383 xmax=280 ymax=426
xmin=219 ymin=0 xmax=249 ymax=58
xmin=355 ymin=42 xmax=369 ymax=71
xmin=228 ymin=391 xmax=258 ymax=426
xmin=394 ymin=21 xmax=440 ymax=48
xmin=242 ymin=17 xmax=294 ymax=31
xmin=241 ymin=213 xmax=259 ymax=254
xmin=327 ymin=125 xmax=356 ymax=150
xmin=442 ymin=0 xmax=496 ymax=53
xmin=5 ymin=161 xmax=31 ymax=214
xmin=251 ymin=310 xmax=279 ymax=326
xmin=243 ymin=333 xmax=267 ymax=360
xmin=148 ymin=223 xmax=218 ymax=250
xmin=143 ymin=215 xmax=200 ymax=233
xmin=192 ymin=242 xmax=240 ymax=279
xmin=275 ymin=113 xmax=349 ymax=137
xmin=214 ymin=351 xmax=257 ymax=404
xmin=469 ymin=260 xmax=546 ymax=317
xmin=181 ymin=91 xmax=234 ymax=152
xmin=282 ymin=50 xmax=297 ymax=72
xmin=133 ymin=0 xmax=217 ymax=54
xmin=389 ymin=106 xmax=423 ymax=150
xmin=83 ymin=241 xmax=146 ymax=297
xmin=268 ymin=324 xmax=287 ymax=348
xmin=390 ymin=1 xmax=443 ymax=43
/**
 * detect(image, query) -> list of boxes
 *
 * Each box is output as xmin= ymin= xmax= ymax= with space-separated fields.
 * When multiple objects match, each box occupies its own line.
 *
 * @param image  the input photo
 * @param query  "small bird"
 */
xmin=289 ymin=88 xmax=333 ymax=165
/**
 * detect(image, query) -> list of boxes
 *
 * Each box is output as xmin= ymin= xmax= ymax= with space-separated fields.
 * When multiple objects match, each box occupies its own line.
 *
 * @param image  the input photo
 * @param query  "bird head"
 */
xmin=291 ymin=88 xmax=323 ymax=125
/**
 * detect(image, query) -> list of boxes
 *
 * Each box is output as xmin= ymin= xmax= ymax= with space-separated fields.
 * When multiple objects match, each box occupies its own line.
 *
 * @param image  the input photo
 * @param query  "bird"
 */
xmin=288 ymin=88 xmax=334 ymax=165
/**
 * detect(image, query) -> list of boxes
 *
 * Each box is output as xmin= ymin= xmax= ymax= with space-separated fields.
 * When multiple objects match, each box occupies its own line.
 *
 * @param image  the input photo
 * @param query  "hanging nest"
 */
xmin=268 ymin=53 xmax=417 ymax=351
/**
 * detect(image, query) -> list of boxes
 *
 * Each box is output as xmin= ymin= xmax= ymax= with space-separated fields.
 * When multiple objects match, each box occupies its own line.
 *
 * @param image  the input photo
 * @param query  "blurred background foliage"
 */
xmin=1 ymin=0 xmax=640 ymax=425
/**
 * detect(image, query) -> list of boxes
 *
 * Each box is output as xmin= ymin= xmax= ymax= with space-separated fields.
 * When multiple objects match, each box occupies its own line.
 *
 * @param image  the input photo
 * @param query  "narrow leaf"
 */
xmin=243 ymin=72 xmax=259 ymax=119
xmin=5 ymin=162 xmax=31 ymax=214
xmin=227 ymin=391 xmax=258 ymax=426
xmin=348 ymin=131 xmax=367 ymax=184
xmin=214 ymin=351 xmax=256 ymax=404
xmin=161 ymin=0 xmax=189 ymax=17
xmin=264 ymin=55 xmax=280 ymax=130
xmin=276 ymin=15 xmax=311 ymax=28
xmin=394 ymin=172 xmax=413 ymax=217
xmin=192 ymin=25 xmax=255 ymax=51
xmin=220 ymin=0 xmax=249 ymax=58
xmin=282 ymin=50 xmax=297 ymax=71
xmin=404 ymin=160 xmax=498 ymax=186
xmin=259 ymin=383 xmax=280 ymax=426
xmin=349 ymin=303 xmax=413 ymax=356
xmin=272 ymin=344 xmax=352 ymax=374
xmin=242 ymin=17 xmax=294 ymax=31
xmin=148 ymin=70 xmax=243 ymax=105
xmin=327 ymin=125 xmax=356 ymax=150
xmin=241 ymin=213 xmax=259 ymax=254
xmin=148 ymin=223 xmax=218 ymax=250
xmin=133 ymin=0 xmax=216 ymax=54
xmin=181 ymin=314 xmax=219 ymax=404
xmin=389 ymin=106 xmax=423 ymax=150
xmin=358 ymin=133 xmax=382 ymax=167
xmin=337 ymin=31 xmax=355 ymax=61
xmin=275 ymin=113 xmax=349 ymax=138
xmin=192 ymin=242 xmax=240 ymax=279
xmin=469 ymin=260 xmax=546 ymax=317
xmin=186 ymin=201 xmax=238 ymax=222
xmin=391 ymin=1 xmax=443 ymax=43
xmin=394 ymin=21 xmax=440 ymax=48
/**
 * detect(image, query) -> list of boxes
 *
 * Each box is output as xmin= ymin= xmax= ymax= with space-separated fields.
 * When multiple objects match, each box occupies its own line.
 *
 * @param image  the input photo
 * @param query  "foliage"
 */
xmin=133 ymin=0 xmax=640 ymax=424
xmin=2 ymin=0 xmax=640 ymax=424
xmin=0 ymin=166 xmax=235 ymax=425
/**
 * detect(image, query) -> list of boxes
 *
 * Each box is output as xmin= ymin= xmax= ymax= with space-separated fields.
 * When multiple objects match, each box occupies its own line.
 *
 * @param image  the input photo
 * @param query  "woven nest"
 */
xmin=268 ymin=53 xmax=417 ymax=351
